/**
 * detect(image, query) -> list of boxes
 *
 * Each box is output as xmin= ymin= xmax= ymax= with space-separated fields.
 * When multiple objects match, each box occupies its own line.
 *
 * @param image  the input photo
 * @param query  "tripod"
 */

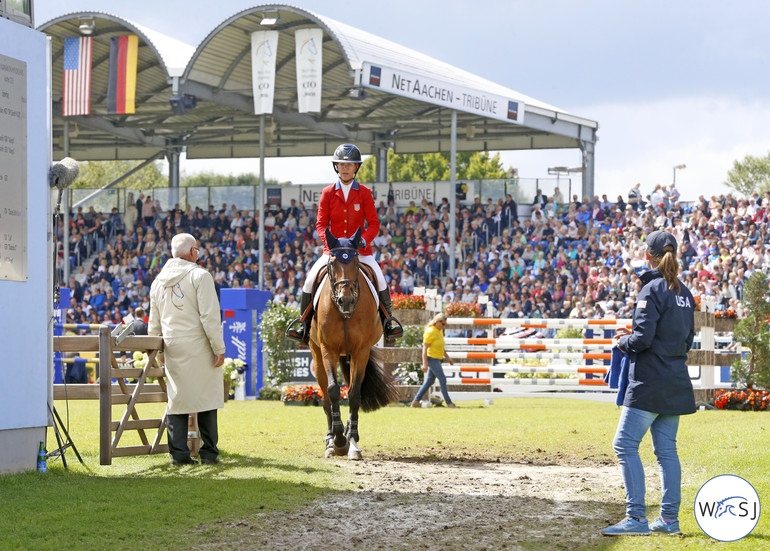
xmin=47 ymin=402 xmax=84 ymax=469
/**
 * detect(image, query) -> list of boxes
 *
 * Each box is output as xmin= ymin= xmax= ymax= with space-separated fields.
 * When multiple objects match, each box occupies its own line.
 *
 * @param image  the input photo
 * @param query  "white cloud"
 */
xmin=585 ymin=95 xmax=770 ymax=200
xmin=503 ymin=96 xmax=770 ymax=202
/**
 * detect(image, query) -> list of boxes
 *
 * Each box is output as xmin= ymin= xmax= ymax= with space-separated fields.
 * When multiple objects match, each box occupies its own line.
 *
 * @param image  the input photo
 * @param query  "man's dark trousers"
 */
xmin=167 ymin=409 xmax=218 ymax=462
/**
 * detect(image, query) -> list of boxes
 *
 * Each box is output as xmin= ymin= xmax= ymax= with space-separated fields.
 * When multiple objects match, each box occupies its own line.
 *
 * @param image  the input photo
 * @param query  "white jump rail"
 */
xmin=445 ymin=318 xmax=632 ymax=328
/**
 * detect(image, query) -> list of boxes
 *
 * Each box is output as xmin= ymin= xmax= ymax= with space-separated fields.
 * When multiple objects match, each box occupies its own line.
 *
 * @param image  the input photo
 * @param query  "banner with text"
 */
xmin=289 ymin=350 xmax=316 ymax=382
xmin=223 ymin=309 xmax=252 ymax=391
xmin=251 ymin=30 xmax=278 ymax=114
xmin=361 ymin=62 xmax=525 ymax=124
xmin=295 ymin=28 xmax=323 ymax=113
xmin=278 ymin=181 xmax=468 ymax=210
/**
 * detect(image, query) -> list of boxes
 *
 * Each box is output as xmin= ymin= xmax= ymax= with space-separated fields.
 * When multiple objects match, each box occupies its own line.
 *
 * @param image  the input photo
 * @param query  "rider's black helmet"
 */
xmin=332 ymin=143 xmax=362 ymax=173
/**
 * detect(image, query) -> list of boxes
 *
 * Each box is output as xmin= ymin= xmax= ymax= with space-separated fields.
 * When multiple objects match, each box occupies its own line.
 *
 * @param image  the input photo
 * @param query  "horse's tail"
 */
xmin=341 ymin=347 xmax=398 ymax=412
xmin=360 ymin=347 xmax=399 ymax=412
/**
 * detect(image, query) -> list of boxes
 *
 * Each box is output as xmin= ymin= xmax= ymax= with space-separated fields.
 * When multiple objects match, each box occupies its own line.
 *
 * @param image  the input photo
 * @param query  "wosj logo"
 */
xmin=694 ymin=475 xmax=760 ymax=541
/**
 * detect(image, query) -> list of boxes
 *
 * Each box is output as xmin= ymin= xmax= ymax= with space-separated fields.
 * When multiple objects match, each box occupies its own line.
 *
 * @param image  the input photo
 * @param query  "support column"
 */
xmin=580 ymin=139 xmax=596 ymax=201
xmin=377 ymin=145 xmax=388 ymax=183
xmin=167 ymin=149 xmax=180 ymax=208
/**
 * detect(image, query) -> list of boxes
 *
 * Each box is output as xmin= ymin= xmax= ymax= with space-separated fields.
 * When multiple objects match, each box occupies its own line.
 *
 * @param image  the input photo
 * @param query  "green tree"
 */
xmin=181 ymin=172 xmax=280 ymax=187
xmin=731 ymin=271 xmax=770 ymax=389
xmin=258 ymin=301 xmax=301 ymax=385
xmin=357 ymin=148 xmax=508 ymax=182
xmin=73 ymin=160 xmax=167 ymax=190
xmin=724 ymin=153 xmax=770 ymax=197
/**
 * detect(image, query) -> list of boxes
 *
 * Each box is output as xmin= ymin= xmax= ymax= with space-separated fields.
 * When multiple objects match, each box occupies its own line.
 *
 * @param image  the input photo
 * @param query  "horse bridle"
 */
xmin=327 ymin=247 xmax=360 ymax=319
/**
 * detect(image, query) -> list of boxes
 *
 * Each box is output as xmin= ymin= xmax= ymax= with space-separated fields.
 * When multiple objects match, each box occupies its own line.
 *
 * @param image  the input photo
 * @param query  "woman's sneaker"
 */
xmin=601 ymin=517 xmax=650 ymax=536
xmin=649 ymin=517 xmax=681 ymax=535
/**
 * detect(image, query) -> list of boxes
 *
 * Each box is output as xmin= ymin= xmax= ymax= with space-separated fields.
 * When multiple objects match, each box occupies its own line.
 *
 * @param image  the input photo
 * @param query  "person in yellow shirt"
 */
xmin=411 ymin=313 xmax=457 ymax=408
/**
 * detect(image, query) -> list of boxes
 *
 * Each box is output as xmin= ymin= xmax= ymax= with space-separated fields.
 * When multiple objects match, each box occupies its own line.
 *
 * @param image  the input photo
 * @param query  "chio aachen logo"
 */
xmin=695 ymin=475 xmax=760 ymax=541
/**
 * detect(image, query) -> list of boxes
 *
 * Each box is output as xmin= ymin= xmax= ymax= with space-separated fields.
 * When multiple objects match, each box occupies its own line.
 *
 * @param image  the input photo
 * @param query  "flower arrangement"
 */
xmin=693 ymin=295 xmax=702 ymax=312
xmin=391 ymin=293 xmax=426 ymax=310
xmin=713 ymin=389 xmax=770 ymax=411
xmin=222 ymin=357 xmax=247 ymax=395
xmin=280 ymin=384 xmax=322 ymax=403
xmin=259 ymin=385 xmax=283 ymax=400
xmin=715 ymin=308 xmax=738 ymax=319
xmin=445 ymin=301 xmax=483 ymax=318
xmin=280 ymin=384 xmax=349 ymax=403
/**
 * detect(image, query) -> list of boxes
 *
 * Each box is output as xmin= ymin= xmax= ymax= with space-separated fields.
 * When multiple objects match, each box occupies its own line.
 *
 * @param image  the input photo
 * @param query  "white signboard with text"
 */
xmin=0 ymin=18 xmax=50 ymax=472
xmin=0 ymin=53 xmax=27 ymax=281
xmin=361 ymin=62 xmax=525 ymax=124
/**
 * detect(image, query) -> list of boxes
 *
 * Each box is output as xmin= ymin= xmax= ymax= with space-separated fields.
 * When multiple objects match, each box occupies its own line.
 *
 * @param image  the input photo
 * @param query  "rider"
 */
xmin=286 ymin=143 xmax=404 ymax=344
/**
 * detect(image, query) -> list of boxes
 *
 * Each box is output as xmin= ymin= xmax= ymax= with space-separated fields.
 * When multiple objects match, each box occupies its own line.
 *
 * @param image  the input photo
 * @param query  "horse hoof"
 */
xmin=324 ymin=447 xmax=335 ymax=458
xmin=348 ymin=450 xmax=363 ymax=461
xmin=334 ymin=443 xmax=350 ymax=456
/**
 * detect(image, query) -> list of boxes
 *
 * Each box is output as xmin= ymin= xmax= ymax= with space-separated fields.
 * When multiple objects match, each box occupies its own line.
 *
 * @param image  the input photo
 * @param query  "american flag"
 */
xmin=62 ymin=37 xmax=92 ymax=116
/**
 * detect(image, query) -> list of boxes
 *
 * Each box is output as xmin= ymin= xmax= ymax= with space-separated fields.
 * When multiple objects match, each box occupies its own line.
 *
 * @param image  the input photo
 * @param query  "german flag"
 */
xmin=107 ymin=35 xmax=138 ymax=114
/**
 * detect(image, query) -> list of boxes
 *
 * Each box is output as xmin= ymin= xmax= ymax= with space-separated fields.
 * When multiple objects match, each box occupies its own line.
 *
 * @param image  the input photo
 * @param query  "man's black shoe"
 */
xmin=201 ymin=457 xmax=220 ymax=465
xmin=170 ymin=457 xmax=198 ymax=466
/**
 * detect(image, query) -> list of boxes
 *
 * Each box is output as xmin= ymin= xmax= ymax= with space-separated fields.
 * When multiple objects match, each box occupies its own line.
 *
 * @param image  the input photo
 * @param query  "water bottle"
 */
xmin=37 ymin=441 xmax=47 ymax=473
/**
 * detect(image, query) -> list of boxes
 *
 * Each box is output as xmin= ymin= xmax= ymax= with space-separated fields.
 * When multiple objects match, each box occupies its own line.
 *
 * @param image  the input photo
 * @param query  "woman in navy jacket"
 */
xmin=602 ymin=230 xmax=696 ymax=537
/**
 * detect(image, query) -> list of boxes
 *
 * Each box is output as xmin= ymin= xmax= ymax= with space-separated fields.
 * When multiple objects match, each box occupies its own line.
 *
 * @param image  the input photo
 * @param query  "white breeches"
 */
xmin=303 ymin=254 xmax=386 ymax=293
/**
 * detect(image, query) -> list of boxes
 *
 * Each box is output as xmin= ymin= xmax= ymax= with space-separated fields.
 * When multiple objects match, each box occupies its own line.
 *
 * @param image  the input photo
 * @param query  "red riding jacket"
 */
xmin=316 ymin=180 xmax=379 ymax=256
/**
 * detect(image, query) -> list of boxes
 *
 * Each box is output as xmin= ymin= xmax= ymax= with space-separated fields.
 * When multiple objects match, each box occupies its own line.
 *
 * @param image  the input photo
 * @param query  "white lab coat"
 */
xmin=148 ymin=258 xmax=225 ymax=414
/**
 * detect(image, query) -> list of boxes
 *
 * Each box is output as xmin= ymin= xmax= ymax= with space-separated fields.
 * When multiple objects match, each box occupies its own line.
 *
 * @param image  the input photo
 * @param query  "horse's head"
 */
xmin=326 ymin=227 xmax=364 ymax=318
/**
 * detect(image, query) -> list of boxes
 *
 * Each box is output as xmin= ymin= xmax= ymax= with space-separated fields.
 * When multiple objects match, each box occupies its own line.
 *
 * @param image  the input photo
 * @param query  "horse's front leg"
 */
xmin=309 ymin=341 xmax=335 ymax=456
xmin=322 ymin=351 xmax=348 ymax=454
xmin=344 ymin=351 xmax=367 ymax=461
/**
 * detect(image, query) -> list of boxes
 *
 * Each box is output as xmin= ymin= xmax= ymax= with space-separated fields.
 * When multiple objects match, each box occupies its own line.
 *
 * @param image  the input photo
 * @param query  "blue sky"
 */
xmin=36 ymin=1 xmax=770 ymax=201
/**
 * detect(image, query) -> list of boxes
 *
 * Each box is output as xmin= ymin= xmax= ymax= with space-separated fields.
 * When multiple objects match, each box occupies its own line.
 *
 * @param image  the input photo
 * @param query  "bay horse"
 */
xmin=308 ymin=227 xmax=397 ymax=460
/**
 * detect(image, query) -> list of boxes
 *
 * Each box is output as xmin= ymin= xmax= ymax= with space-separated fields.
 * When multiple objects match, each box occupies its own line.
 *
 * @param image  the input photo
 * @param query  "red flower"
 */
xmin=392 ymin=294 xmax=426 ymax=310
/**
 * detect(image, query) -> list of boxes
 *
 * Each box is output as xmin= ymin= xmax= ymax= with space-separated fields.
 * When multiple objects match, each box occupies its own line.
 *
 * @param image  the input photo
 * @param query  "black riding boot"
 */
xmin=378 ymin=289 xmax=404 ymax=342
xmin=285 ymin=292 xmax=313 ymax=344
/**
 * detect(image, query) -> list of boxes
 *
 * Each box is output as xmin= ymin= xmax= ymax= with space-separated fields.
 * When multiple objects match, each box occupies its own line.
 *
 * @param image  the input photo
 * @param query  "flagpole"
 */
xmin=449 ymin=110 xmax=457 ymax=280
xmin=63 ymin=121 xmax=70 ymax=284
xmin=258 ymin=114 xmax=265 ymax=290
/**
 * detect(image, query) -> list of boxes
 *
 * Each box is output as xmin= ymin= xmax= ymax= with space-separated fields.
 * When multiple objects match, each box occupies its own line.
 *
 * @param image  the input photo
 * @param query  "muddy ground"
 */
xmin=196 ymin=456 xmax=642 ymax=550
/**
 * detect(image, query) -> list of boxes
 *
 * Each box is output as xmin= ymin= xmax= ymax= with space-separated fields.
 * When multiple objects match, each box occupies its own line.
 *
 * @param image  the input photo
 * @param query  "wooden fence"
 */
xmin=53 ymin=326 xmax=201 ymax=465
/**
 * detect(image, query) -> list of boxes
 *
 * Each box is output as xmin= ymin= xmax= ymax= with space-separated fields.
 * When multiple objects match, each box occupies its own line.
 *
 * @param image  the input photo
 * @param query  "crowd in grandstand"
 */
xmin=60 ymin=183 xmax=770 ymax=329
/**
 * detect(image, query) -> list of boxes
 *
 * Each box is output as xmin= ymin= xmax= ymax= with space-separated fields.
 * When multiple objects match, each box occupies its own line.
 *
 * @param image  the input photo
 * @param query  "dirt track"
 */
xmin=198 ymin=458 xmax=628 ymax=550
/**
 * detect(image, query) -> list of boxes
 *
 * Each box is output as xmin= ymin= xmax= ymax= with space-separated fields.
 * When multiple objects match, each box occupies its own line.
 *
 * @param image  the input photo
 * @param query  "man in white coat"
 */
xmin=149 ymin=233 xmax=226 ymax=466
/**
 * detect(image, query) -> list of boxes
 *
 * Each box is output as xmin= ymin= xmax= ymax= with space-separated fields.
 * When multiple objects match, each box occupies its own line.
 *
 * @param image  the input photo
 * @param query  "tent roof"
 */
xmin=39 ymin=4 xmax=598 ymax=163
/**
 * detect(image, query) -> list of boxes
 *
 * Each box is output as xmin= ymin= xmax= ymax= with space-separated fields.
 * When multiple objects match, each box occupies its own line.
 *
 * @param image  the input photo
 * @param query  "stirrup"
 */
xmin=285 ymin=319 xmax=305 ymax=343
xmin=384 ymin=319 xmax=403 ymax=341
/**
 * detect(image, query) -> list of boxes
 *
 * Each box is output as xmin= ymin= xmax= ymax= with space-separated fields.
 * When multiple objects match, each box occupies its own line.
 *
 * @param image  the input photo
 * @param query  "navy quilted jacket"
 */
xmin=619 ymin=269 xmax=696 ymax=416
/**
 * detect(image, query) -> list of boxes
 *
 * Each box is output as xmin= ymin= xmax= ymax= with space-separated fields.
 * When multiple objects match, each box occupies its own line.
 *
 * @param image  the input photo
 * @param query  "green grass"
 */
xmin=0 ymin=398 xmax=767 ymax=550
